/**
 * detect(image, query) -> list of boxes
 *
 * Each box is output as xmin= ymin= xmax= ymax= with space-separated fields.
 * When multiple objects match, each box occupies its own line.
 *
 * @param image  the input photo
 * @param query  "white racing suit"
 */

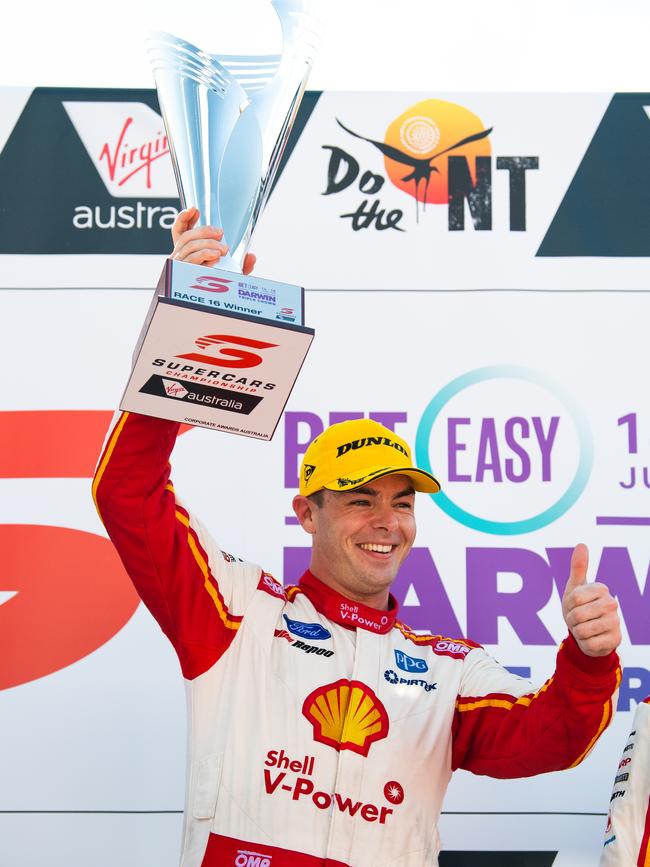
xmin=93 ymin=412 xmax=621 ymax=867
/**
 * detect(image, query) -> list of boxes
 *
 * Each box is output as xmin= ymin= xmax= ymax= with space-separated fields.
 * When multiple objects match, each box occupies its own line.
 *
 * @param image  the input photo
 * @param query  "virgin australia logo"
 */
xmin=283 ymin=615 xmax=331 ymax=640
xmin=62 ymin=101 xmax=177 ymax=198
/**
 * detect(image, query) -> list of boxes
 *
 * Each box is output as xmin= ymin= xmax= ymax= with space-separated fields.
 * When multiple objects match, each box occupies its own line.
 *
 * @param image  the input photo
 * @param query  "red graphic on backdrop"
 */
xmin=0 ymin=525 xmax=140 ymax=690
xmin=0 ymin=411 xmax=192 ymax=690
xmin=99 ymin=117 xmax=170 ymax=189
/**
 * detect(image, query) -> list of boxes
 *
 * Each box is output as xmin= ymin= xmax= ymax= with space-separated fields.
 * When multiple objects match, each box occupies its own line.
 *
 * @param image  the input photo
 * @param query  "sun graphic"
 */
xmin=400 ymin=116 xmax=440 ymax=154
xmin=383 ymin=98 xmax=492 ymax=205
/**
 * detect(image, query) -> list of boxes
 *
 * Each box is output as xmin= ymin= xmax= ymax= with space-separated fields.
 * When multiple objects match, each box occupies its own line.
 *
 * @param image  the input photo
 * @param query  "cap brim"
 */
xmin=323 ymin=465 xmax=440 ymax=494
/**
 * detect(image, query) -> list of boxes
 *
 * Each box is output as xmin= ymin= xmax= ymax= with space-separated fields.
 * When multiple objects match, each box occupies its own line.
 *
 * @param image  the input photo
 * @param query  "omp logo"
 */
xmin=177 ymin=334 xmax=278 ymax=369
xmin=302 ymin=679 xmax=389 ymax=756
xmin=433 ymin=639 xmax=472 ymax=659
xmin=190 ymin=275 xmax=233 ymax=294
xmin=62 ymin=102 xmax=177 ymax=198
xmin=234 ymin=851 xmax=272 ymax=867
xmin=163 ymin=380 xmax=188 ymax=399
xmin=259 ymin=573 xmax=286 ymax=599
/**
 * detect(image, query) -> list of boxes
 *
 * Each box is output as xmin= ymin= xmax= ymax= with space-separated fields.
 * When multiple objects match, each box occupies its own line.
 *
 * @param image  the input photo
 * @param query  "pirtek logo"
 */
xmin=177 ymin=334 xmax=278 ymax=369
xmin=336 ymin=437 xmax=408 ymax=458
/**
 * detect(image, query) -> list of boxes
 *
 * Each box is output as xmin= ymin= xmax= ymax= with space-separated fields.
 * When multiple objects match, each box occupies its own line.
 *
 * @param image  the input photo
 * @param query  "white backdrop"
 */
xmin=1 ymin=3 xmax=650 ymax=865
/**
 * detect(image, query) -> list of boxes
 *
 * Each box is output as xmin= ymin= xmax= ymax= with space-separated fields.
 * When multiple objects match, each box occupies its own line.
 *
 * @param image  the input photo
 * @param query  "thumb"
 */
xmin=565 ymin=543 xmax=589 ymax=595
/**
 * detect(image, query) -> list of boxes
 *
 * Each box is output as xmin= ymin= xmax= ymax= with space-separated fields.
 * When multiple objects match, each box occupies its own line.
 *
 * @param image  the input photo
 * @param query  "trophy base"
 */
xmin=120 ymin=260 xmax=314 ymax=441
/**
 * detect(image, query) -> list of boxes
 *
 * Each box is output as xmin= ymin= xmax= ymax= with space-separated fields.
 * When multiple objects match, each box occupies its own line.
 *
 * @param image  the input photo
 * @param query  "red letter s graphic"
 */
xmin=177 ymin=334 xmax=278 ymax=368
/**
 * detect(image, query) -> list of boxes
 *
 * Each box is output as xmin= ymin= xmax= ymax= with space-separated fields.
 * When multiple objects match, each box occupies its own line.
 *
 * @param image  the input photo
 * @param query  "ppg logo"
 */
xmin=234 ymin=851 xmax=272 ymax=867
xmin=394 ymin=649 xmax=428 ymax=673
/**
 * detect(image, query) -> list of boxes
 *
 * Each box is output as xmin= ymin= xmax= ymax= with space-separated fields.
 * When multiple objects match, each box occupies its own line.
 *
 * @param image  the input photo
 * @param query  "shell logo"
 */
xmin=302 ymin=678 xmax=389 ymax=757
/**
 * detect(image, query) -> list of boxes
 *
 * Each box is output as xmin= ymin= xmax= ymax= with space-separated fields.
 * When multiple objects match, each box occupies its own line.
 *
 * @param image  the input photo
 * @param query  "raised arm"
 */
xmin=92 ymin=212 xmax=261 ymax=679
xmin=452 ymin=544 xmax=622 ymax=777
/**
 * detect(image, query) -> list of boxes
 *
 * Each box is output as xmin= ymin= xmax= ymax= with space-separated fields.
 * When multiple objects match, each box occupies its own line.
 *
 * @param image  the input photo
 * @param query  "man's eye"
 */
xmin=396 ymin=501 xmax=413 ymax=510
xmin=351 ymin=499 xmax=370 ymax=506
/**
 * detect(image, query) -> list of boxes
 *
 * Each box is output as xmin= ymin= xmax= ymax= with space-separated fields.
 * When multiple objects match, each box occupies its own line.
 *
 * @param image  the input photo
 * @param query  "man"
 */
xmin=93 ymin=209 xmax=622 ymax=867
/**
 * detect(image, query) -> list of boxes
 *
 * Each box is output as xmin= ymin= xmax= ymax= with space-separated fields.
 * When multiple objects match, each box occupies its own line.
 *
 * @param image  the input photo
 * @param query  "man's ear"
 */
xmin=293 ymin=495 xmax=318 ymax=534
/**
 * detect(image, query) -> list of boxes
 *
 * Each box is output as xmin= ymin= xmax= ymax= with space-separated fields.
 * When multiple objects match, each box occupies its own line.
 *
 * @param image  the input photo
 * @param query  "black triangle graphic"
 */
xmin=537 ymin=93 xmax=650 ymax=257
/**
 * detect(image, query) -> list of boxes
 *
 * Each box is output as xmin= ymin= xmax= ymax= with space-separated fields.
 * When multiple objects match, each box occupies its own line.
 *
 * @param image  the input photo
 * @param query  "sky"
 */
xmin=0 ymin=0 xmax=647 ymax=93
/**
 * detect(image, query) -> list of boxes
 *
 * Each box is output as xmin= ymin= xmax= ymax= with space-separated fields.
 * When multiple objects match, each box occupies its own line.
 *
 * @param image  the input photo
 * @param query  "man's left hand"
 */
xmin=562 ymin=543 xmax=622 ymax=657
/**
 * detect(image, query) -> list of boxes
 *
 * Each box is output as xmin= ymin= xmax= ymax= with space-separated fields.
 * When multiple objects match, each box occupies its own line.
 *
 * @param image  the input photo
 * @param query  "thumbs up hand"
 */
xmin=562 ymin=544 xmax=622 ymax=657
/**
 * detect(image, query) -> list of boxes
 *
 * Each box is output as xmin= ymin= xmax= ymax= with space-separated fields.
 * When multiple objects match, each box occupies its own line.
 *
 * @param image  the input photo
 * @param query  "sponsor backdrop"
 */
xmin=1 ymin=88 xmax=649 ymax=867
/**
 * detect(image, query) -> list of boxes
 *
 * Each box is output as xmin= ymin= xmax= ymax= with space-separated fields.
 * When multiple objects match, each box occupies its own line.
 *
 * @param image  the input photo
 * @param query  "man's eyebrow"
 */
xmin=393 ymin=486 xmax=415 ymax=499
xmin=344 ymin=485 xmax=415 ymax=498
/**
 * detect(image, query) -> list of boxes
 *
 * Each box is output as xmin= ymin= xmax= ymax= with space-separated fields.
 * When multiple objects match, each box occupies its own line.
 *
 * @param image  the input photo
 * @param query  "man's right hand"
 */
xmin=170 ymin=207 xmax=256 ymax=275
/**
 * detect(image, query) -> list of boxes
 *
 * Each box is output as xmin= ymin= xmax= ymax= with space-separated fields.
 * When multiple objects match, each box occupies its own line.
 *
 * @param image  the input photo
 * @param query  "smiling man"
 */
xmin=92 ymin=211 xmax=622 ymax=867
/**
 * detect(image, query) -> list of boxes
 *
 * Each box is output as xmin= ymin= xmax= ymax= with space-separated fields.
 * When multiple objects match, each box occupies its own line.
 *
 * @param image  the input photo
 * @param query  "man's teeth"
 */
xmin=360 ymin=543 xmax=393 ymax=553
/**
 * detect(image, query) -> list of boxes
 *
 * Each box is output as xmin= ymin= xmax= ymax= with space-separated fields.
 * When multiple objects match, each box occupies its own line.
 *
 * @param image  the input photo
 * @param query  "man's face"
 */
xmin=294 ymin=473 xmax=417 ymax=605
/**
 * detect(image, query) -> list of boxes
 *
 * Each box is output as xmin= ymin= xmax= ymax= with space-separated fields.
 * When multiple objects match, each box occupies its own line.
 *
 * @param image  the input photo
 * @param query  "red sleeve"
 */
xmin=92 ymin=411 xmax=263 ymax=679
xmin=452 ymin=634 xmax=621 ymax=778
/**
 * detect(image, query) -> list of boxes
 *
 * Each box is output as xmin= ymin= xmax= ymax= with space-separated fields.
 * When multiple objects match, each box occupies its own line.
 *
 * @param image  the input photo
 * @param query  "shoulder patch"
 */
xmin=258 ymin=572 xmax=287 ymax=600
xmin=395 ymin=621 xmax=482 ymax=659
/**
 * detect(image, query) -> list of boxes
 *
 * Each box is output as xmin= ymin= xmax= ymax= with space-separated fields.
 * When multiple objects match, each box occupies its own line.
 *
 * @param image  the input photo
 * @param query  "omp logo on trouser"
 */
xmin=235 ymin=851 xmax=272 ymax=867
xmin=336 ymin=437 xmax=408 ymax=458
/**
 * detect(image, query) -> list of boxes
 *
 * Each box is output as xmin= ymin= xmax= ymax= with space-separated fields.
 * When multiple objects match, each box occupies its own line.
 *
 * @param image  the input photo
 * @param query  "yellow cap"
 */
xmin=299 ymin=418 xmax=440 ymax=496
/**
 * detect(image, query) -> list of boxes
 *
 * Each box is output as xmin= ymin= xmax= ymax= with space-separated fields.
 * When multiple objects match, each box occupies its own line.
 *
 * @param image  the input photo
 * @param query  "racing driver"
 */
xmin=93 ymin=209 xmax=623 ymax=867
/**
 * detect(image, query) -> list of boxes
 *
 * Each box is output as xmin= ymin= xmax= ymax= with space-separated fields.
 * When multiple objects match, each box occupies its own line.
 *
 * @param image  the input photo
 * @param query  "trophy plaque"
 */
xmin=120 ymin=0 xmax=321 ymax=440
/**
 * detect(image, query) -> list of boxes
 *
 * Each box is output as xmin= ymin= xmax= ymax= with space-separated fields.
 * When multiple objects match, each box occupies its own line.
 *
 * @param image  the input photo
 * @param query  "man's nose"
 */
xmin=371 ymin=502 xmax=399 ymax=532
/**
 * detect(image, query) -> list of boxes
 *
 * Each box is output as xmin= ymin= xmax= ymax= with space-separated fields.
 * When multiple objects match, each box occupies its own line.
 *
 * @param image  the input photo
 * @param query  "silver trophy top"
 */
xmin=148 ymin=0 xmax=323 ymax=272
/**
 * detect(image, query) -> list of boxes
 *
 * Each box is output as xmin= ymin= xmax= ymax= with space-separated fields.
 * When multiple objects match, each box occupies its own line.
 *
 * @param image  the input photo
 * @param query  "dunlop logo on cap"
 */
xmin=302 ymin=679 xmax=389 ymax=756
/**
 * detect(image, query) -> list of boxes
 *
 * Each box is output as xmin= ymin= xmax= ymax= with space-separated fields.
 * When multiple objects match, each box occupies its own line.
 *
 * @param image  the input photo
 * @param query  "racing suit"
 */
xmin=601 ymin=697 xmax=650 ymax=866
xmin=93 ymin=412 xmax=622 ymax=867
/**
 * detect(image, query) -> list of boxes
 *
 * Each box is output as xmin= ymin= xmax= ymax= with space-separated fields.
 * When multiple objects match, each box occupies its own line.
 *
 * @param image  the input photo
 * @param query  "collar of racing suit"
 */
xmin=297 ymin=570 xmax=399 ymax=635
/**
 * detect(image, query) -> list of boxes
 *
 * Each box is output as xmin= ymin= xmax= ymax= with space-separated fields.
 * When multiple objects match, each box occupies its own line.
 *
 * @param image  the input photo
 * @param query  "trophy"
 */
xmin=120 ymin=0 xmax=321 ymax=440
